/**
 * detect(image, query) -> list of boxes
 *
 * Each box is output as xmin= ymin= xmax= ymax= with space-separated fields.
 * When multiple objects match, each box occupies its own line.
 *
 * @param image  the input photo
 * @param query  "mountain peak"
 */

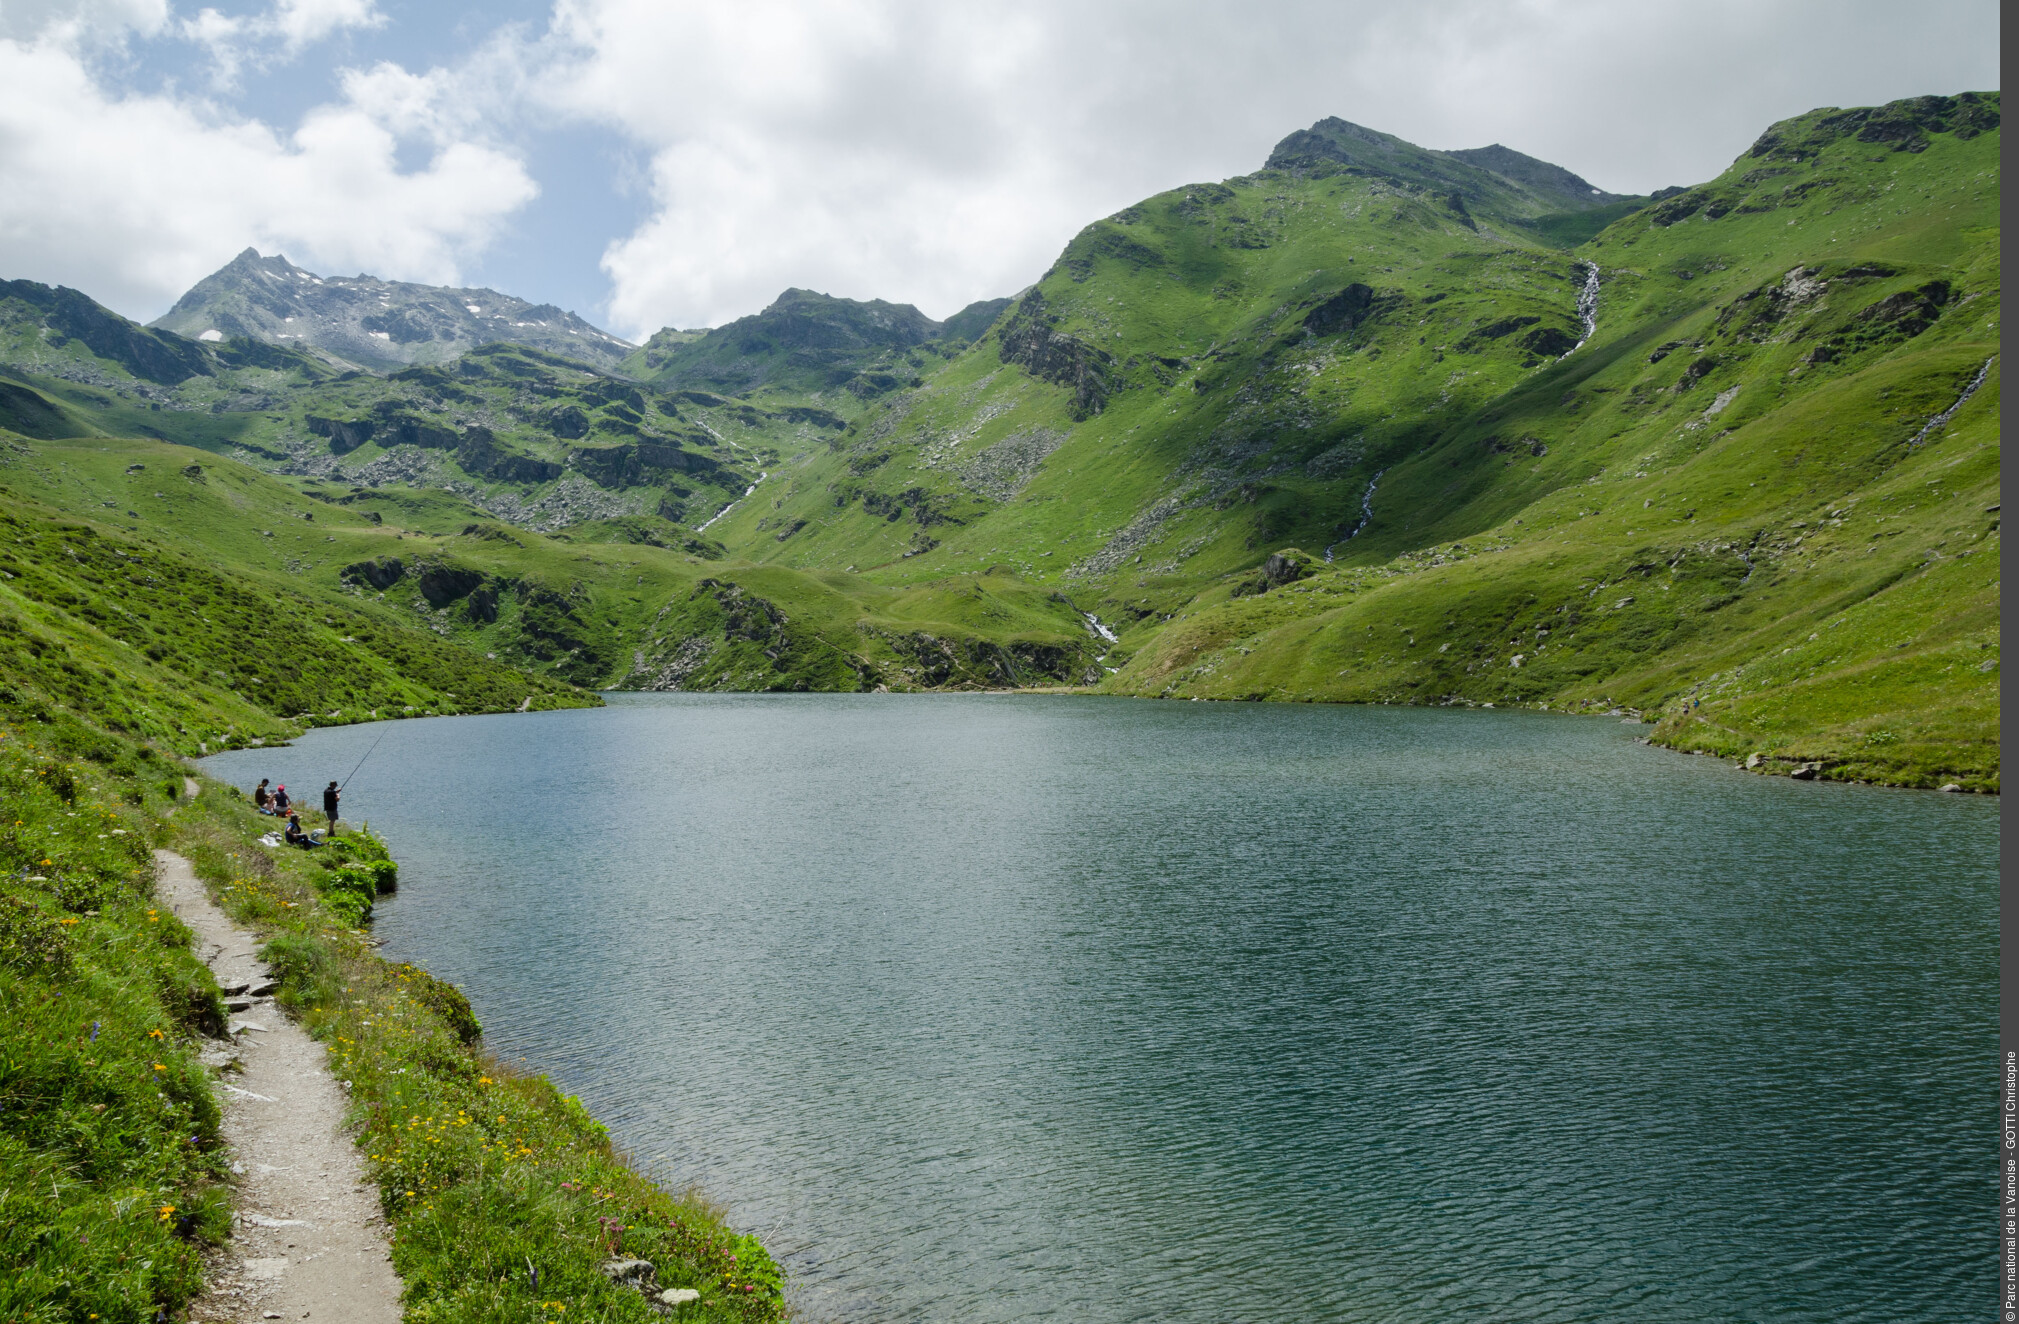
xmin=152 ymin=250 xmax=633 ymax=372
xmin=1265 ymin=117 xmax=1623 ymax=216
xmin=1444 ymin=143 xmax=1623 ymax=208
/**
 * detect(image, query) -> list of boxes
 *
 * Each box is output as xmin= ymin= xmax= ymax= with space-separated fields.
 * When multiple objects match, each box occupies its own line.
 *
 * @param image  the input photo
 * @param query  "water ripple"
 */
xmin=208 ymin=697 xmax=1996 ymax=1322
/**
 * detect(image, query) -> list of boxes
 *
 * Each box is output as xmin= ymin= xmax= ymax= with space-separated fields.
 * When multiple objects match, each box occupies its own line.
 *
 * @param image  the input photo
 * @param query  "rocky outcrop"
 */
xmin=1262 ymin=551 xmax=1308 ymax=586
xmin=996 ymin=290 xmax=1113 ymax=419
xmin=1749 ymin=92 xmax=2001 ymax=162
xmin=1304 ymin=284 xmax=1387 ymax=337
xmin=567 ymin=441 xmax=728 ymax=490
xmin=858 ymin=485 xmax=963 ymax=528
xmin=416 ymin=562 xmax=485 ymax=609
xmin=306 ymin=415 xmax=375 ymax=454
xmin=454 ymin=427 xmax=564 ymax=484
xmin=340 ymin=557 xmax=405 ymax=591
xmin=0 ymin=278 xmax=213 ymax=385
xmin=1520 ymin=326 xmax=1579 ymax=357
xmin=369 ymin=405 xmax=459 ymax=450
xmin=866 ymin=628 xmax=1092 ymax=689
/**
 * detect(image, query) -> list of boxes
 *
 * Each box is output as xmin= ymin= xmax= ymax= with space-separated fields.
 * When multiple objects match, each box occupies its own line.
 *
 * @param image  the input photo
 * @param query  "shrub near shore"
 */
xmin=172 ymin=787 xmax=785 ymax=1322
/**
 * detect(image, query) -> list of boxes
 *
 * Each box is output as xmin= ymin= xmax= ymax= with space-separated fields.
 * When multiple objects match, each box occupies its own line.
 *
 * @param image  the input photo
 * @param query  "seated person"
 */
xmin=272 ymin=784 xmax=291 ymax=815
xmin=253 ymin=779 xmax=273 ymax=814
xmin=283 ymin=812 xmax=322 ymax=848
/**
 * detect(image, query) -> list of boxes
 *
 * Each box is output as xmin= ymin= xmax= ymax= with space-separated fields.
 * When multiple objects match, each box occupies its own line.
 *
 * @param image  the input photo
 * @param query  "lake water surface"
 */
xmin=205 ymin=695 xmax=1996 ymax=1322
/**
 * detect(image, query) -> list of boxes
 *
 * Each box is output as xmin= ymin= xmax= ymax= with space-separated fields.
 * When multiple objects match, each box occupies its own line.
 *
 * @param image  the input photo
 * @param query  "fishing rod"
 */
xmin=340 ymin=723 xmax=390 ymax=791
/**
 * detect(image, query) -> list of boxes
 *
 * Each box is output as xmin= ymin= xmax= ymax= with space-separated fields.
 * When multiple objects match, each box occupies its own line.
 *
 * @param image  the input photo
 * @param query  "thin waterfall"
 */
xmin=1560 ymin=263 xmax=1600 ymax=359
xmin=1324 ymin=468 xmax=1384 ymax=562
xmin=1907 ymin=355 xmax=1996 ymax=447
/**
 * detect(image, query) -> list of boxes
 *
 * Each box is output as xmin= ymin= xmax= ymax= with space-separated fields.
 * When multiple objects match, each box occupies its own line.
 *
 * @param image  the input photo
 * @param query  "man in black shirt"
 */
xmin=323 ymin=780 xmax=341 ymax=835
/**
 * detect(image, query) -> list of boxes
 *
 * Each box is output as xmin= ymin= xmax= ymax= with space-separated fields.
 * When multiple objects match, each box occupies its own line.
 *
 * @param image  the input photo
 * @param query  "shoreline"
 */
xmin=168 ymin=770 xmax=788 ymax=1321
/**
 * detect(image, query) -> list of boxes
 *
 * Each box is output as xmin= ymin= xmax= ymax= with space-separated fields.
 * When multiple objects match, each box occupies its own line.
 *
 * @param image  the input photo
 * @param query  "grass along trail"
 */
xmin=153 ymin=841 xmax=402 ymax=1324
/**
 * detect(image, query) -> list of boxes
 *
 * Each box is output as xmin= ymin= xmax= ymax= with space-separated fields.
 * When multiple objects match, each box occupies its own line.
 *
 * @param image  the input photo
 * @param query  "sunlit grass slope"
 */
xmin=1 ymin=432 xmax=1107 ymax=693
xmin=743 ymin=93 xmax=2000 ymax=786
xmin=0 ymin=731 xmax=230 ymax=1322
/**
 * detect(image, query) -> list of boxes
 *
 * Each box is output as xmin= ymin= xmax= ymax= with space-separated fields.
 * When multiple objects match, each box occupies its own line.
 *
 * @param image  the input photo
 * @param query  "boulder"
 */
xmin=602 ymin=1258 xmax=658 ymax=1289
xmin=658 ymin=1288 xmax=702 ymax=1307
xmin=1789 ymin=765 xmax=1818 ymax=780
xmin=1262 ymin=551 xmax=1307 ymax=586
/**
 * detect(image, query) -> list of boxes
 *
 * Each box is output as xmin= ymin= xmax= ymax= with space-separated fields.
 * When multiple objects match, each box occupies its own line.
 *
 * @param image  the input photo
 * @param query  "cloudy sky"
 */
xmin=0 ymin=0 xmax=1998 ymax=340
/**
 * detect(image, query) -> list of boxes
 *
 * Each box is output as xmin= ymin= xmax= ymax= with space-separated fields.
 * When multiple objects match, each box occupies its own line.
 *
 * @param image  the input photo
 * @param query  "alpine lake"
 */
xmin=205 ymin=694 xmax=1996 ymax=1322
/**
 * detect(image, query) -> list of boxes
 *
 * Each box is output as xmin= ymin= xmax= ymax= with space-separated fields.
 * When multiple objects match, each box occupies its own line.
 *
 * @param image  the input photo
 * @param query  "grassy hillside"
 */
xmin=0 ymin=447 xmax=596 ymax=756
xmin=0 ymin=432 xmax=1109 ymax=694
xmin=708 ymin=92 xmax=2001 ymax=787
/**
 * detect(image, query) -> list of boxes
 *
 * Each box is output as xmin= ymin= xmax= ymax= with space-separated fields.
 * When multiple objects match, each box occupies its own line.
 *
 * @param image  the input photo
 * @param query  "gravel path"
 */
xmin=155 ymin=839 xmax=403 ymax=1323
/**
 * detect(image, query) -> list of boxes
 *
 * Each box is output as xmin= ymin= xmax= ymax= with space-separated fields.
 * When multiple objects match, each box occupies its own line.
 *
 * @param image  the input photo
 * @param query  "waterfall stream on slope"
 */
xmin=1560 ymin=263 xmax=1601 ymax=358
xmin=1324 ymin=469 xmax=1385 ymax=562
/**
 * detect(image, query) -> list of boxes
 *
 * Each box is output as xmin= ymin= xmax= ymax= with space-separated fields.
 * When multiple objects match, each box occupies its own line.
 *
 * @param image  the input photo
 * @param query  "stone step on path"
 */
xmin=154 ymin=842 xmax=402 ymax=1324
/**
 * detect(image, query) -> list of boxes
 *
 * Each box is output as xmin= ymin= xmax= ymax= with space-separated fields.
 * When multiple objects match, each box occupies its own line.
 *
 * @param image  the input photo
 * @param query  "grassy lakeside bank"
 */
xmin=167 ymin=786 xmax=786 ymax=1322
xmin=0 ymin=725 xmax=231 ymax=1321
xmin=0 ymin=699 xmax=788 ymax=1321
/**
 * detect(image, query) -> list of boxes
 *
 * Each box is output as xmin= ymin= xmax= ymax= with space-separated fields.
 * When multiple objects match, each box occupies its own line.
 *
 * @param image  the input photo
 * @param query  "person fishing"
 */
xmin=253 ymin=779 xmax=272 ymax=814
xmin=323 ymin=780 xmax=341 ymax=835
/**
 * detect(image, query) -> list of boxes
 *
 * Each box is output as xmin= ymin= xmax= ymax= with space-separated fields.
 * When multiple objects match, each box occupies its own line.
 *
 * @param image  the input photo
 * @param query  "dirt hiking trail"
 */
xmin=155 ymin=837 xmax=403 ymax=1323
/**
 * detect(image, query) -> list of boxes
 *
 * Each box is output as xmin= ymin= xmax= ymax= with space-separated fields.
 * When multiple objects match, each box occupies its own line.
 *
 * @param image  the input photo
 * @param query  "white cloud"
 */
xmin=0 ymin=0 xmax=1996 ymax=335
xmin=179 ymin=0 xmax=384 ymax=86
xmin=269 ymin=0 xmax=382 ymax=51
xmin=0 ymin=27 xmax=535 ymax=319
xmin=538 ymin=0 xmax=1998 ymax=337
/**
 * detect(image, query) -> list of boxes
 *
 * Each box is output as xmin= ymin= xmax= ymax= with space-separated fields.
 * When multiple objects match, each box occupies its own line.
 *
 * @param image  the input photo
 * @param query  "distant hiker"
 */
xmin=323 ymin=781 xmax=341 ymax=833
xmin=253 ymin=779 xmax=272 ymax=813
xmin=284 ymin=812 xmax=321 ymax=849
xmin=272 ymin=784 xmax=291 ymax=814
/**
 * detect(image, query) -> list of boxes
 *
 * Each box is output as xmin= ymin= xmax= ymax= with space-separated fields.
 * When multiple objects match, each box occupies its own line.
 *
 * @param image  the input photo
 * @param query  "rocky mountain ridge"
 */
xmin=151 ymin=248 xmax=635 ymax=372
xmin=620 ymin=287 xmax=1014 ymax=403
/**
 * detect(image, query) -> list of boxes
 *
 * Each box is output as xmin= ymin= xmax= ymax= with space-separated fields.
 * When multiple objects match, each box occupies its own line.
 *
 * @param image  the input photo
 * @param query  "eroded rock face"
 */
xmin=340 ymin=557 xmax=405 ymax=591
xmin=305 ymin=415 xmax=375 ymax=453
xmin=465 ymin=584 xmax=500 ymax=624
xmin=1750 ymin=91 xmax=2001 ymax=162
xmin=868 ymin=628 xmax=1091 ymax=689
xmin=455 ymin=428 xmax=564 ymax=484
xmin=1304 ymin=284 xmax=1379 ymax=337
xmin=417 ymin=562 xmax=484 ymax=609
xmin=996 ymin=290 xmax=1113 ymax=419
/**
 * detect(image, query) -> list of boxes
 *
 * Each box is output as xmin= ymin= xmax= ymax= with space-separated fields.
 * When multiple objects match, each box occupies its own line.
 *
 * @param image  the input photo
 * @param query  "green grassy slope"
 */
xmin=0 ymin=735 xmax=234 ymax=1321
xmin=0 ymin=433 xmax=1107 ymax=694
xmin=701 ymin=129 xmax=1645 ymax=581
xmin=0 ymin=463 xmax=596 ymax=757
xmin=703 ymin=92 xmax=1999 ymax=786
